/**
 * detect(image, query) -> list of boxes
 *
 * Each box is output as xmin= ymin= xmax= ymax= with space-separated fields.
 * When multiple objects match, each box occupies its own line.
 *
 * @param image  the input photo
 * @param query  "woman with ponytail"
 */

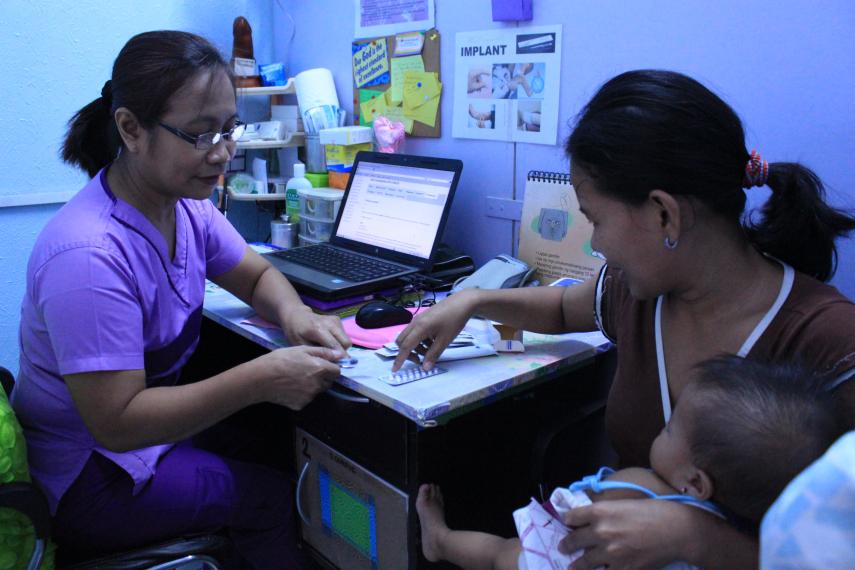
xmin=394 ymin=70 xmax=855 ymax=568
xmin=13 ymin=31 xmax=351 ymax=567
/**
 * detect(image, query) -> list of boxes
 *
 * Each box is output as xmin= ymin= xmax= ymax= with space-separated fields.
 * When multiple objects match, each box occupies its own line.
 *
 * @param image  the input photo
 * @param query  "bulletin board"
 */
xmin=352 ymin=28 xmax=442 ymax=138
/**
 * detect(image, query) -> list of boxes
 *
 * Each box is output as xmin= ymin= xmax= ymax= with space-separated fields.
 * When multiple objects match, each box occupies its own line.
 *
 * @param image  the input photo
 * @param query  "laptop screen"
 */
xmin=334 ymin=161 xmax=455 ymax=260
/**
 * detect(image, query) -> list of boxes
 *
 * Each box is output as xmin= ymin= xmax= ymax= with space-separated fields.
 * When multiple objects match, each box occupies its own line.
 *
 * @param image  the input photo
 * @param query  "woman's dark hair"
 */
xmin=687 ymin=355 xmax=842 ymax=526
xmin=567 ymin=70 xmax=855 ymax=281
xmin=62 ymin=30 xmax=232 ymax=178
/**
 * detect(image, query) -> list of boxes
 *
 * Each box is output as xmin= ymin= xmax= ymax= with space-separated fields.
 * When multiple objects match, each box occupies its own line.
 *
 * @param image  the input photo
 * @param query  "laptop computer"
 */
xmin=263 ymin=151 xmax=463 ymax=300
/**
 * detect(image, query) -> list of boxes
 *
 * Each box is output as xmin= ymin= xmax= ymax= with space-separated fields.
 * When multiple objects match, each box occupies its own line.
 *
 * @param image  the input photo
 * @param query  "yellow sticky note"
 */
xmin=390 ymin=56 xmax=425 ymax=104
xmin=359 ymin=91 xmax=387 ymax=123
xmin=381 ymin=104 xmax=415 ymax=134
xmin=402 ymin=72 xmax=440 ymax=107
xmin=404 ymin=93 xmax=440 ymax=127
xmin=402 ymin=72 xmax=441 ymax=128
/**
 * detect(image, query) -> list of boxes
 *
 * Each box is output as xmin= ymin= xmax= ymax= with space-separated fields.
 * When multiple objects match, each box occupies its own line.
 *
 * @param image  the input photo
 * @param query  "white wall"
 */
xmin=0 ymin=0 xmax=274 ymax=374
xmin=2 ymin=0 xmax=854 ymax=374
xmin=278 ymin=0 xmax=855 ymax=292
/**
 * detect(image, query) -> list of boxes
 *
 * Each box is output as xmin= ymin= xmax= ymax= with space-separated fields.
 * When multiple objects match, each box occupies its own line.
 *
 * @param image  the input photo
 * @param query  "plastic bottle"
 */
xmin=285 ymin=163 xmax=311 ymax=222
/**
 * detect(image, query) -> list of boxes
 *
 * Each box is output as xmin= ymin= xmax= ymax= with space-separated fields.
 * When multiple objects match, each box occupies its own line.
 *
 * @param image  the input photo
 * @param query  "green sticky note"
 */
xmin=357 ymin=89 xmax=381 ymax=125
xmin=360 ymin=90 xmax=389 ymax=124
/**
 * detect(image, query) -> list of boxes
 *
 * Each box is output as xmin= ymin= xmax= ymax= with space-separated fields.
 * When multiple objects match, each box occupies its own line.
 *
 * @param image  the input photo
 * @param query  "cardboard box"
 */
xmin=325 ymin=142 xmax=373 ymax=172
xmin=318 ymin=126 xmax=373 ymax=146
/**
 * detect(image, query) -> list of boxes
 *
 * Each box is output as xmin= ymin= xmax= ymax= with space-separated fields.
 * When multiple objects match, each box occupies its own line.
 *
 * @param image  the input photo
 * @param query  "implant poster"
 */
xmin=453 ymin=25 xmax=562 ymax=145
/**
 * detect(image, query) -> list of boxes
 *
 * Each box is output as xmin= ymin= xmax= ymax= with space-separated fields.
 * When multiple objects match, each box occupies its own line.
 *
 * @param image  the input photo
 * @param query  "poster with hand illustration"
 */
xmin=453 ymin=26 xmax=561 ymax=144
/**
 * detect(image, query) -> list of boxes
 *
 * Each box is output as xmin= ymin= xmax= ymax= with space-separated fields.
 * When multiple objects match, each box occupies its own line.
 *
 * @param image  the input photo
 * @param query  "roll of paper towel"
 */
xmin=294 ymin=68 xmax=339 ymax=114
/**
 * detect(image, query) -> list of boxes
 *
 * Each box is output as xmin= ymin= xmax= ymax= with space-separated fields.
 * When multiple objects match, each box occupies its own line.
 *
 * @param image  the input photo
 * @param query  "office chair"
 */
xmin=0 ymin=366 xmax=232 ymax=570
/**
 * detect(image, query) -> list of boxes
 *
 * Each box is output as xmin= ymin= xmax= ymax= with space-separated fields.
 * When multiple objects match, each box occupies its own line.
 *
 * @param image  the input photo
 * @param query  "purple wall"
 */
xmin=277 ymin=0 xmax=855 ymax=298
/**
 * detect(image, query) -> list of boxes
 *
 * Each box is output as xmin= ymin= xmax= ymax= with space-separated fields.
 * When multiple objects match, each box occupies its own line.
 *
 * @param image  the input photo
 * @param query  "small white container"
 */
xmin=298 ymin=187 xmax=343 ymax=221
xmin=299 ymin=214 xmax=335 ymax=241
xmin=269 ymin=176 xmax=287 ymax=194
xmin=298 ymin=233 xmax=324 ymax=247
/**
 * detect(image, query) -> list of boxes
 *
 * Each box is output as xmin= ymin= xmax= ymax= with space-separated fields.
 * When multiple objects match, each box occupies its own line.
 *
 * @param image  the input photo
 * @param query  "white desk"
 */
xmin=203 ymin=281 xmax=611 ymax=426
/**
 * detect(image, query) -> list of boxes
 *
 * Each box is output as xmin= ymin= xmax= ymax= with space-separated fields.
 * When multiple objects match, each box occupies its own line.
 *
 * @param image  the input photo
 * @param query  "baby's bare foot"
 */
xmin=416 ymin=483 xmax=449 ymax=562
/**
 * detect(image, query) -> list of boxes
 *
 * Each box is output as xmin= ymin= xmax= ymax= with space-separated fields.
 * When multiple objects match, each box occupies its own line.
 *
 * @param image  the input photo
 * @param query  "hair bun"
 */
xmin=100 ymin=80 xmax=113 ymax=106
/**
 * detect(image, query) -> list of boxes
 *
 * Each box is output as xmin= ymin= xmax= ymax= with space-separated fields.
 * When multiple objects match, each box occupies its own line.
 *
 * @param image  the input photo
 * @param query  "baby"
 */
xmin=416 ymin=355 xmax=842 ymax=570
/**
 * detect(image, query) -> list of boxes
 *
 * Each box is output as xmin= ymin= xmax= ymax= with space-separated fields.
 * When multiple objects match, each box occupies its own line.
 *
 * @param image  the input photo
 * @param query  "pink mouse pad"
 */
xmin=343 ymin=307 xmax=426 ymax=349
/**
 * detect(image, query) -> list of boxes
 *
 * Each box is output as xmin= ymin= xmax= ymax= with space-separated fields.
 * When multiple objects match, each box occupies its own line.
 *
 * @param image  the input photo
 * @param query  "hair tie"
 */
xmin=100 ymin=80 xmax=113 ymax=108
xmin=743 ymin=149 xmax=769 ymax=188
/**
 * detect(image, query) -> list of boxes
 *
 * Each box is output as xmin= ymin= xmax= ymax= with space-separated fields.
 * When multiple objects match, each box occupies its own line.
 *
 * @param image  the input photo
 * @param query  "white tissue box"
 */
xmin=318 ymin=126 xmax=373 ymax=146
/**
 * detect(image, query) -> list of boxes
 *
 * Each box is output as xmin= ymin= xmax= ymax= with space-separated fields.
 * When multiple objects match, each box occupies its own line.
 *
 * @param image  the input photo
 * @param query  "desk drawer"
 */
xmin=297 ymin=387 xmax=410 ymax=488
xmin=296 ymin=428 xmax=409 ymax=570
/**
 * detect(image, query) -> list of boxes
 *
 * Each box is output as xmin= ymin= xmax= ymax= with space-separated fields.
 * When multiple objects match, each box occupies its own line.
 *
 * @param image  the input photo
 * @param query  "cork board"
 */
xmin=352 ymin=28 xmax=441 ymax=138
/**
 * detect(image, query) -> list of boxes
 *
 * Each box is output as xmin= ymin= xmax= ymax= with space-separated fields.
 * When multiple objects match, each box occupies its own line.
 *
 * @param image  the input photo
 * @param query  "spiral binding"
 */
xmin=527 ymin=170 xmax=572 ymax=184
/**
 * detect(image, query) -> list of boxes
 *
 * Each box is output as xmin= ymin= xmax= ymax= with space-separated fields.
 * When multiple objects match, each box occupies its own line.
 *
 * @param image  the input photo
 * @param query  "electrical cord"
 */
xmin=384 ymin=275 xmax=438 ymax=317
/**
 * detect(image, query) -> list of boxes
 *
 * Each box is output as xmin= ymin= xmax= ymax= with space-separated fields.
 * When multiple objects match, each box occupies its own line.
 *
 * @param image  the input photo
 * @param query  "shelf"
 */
xmin=236 ymin=79 xmax=296 ymax=96
xmin=236 ymin=132 xmax=305 ymax=149
xmin=226 ymin=188 xmax=287 ymax=202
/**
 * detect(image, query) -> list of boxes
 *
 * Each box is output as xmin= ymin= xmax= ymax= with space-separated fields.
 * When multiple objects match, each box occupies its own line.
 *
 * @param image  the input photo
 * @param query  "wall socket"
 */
xmin=485 ymin=196 xmax=523 ymax=221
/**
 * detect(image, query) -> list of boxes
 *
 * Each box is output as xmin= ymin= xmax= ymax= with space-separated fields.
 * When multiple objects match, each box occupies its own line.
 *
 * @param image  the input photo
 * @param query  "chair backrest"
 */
xmin=1 ymin=366 xmax=13 ymax=397
xmin=1 ymin=365 xmax=231 ymax=568
xmin=0 ymin=365 xmax=54 ymax=570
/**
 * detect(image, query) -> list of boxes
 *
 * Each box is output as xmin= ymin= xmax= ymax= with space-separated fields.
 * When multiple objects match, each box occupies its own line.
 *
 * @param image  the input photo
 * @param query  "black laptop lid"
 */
xmin=329 ymin=152 xmax=462 ymax=270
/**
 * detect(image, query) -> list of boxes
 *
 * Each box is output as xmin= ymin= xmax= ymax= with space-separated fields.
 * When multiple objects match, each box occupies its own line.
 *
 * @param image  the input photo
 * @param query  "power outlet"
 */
xmin=485 ymin=196 xmax=523 ymax=221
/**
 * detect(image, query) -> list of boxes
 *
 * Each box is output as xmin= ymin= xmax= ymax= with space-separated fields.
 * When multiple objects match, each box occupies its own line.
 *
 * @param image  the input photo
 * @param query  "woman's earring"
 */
xmin=664 ymin=236 xmax=678 ymax=250
xmin=681 ymin=487 xmax=688 ymax=494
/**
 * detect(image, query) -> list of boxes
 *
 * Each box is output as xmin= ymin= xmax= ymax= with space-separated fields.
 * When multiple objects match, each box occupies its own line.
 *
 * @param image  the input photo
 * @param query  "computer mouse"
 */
xmin=355 ymin=301 xmax=413 ymax=329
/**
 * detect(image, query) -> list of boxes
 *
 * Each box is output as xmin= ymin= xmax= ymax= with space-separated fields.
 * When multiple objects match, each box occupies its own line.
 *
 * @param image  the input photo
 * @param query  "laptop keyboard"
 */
xmin=271 ymin=245 xmax=407 ymax=282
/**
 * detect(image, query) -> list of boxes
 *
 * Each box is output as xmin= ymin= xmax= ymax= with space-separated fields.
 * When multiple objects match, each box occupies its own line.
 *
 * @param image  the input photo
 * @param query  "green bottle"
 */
xmin=285 ymin=162 xmax=311 ymax=222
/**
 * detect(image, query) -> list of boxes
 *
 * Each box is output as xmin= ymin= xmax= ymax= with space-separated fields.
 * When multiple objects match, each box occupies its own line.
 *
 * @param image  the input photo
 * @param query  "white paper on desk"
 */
xmin=439 ymin=319 xmax=499 ymax=360
xmin=374 ymin=319 xmax=500 ymax=361
xmin=437 ymin=343 xmax=497 ymax=361
xmin=462 ymin=318 xmax=501 ymax=344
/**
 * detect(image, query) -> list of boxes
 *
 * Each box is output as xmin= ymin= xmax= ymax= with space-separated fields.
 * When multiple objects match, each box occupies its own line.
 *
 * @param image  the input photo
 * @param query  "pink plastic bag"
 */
xmin=373 ymin=116 xmax=406 ymax=153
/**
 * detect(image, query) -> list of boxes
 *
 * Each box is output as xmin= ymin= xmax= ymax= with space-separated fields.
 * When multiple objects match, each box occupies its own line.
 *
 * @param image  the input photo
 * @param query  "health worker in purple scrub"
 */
xmin=11 ymin=31 xmax=350 ymax=568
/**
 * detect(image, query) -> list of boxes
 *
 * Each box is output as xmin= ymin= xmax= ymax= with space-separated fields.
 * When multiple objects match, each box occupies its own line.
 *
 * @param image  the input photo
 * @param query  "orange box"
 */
xmin=328 ymin=170 xmax=352 ymax=190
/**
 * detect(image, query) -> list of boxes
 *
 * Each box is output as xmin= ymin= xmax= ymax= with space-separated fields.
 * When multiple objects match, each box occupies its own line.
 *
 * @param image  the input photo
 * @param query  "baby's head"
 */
xmin=650 ymin=355 xmax=842 ymax=525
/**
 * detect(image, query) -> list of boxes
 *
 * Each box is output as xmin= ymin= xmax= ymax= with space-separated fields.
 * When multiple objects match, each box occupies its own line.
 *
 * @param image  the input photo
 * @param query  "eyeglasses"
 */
xmin=158 ymin=121 xmax=246 ymax=151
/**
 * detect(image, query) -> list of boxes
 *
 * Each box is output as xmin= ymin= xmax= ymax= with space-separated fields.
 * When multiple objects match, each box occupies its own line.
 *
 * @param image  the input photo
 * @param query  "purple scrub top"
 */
xmin=12 ymin=168 xmax=246 ymax=513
